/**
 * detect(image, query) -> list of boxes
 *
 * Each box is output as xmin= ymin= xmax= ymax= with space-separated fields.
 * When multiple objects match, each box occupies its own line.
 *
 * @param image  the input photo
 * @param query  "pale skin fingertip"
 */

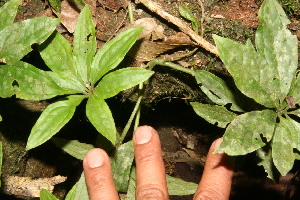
xmin=83 ymin=148 xmax=119 ymax=200
xmin=134 ymin=125 xmax=169 ymax=200
xmin=194 ymin=138 xmax=234 ymax=200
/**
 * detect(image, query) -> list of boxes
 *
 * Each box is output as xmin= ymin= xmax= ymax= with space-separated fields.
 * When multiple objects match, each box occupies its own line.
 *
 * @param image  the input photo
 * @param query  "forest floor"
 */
xmin=0 ymin=0 xmax=300 ymax=199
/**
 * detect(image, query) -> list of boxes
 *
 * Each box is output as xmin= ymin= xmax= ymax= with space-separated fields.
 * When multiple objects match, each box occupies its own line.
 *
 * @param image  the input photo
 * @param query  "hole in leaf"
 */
xmin=12 ymin=80 xmax=19 ymax=88
xmin=259 ymin=133 xmax=267 ymax=144
xmin=87 ymin=33 xmax=92 ymax=41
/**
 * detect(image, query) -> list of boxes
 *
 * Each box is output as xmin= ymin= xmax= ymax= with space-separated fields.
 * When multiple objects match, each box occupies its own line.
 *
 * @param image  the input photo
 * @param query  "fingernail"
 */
xmin=86 ymin=149 xmax=105 ymax=168
xmin=134 ymin=126 xmax=154 ymax=144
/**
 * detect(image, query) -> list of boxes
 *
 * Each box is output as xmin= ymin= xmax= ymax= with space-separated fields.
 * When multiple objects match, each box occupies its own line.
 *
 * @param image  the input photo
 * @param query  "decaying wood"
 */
xmin=135 ymin=0 xmax=219 ymax=56
xmin=1 ymin=175 xmax=67 ymax=197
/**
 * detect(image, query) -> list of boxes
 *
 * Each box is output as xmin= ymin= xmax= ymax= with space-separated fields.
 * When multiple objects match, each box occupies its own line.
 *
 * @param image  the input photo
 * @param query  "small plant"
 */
xmin=191 ymin=0 xmax=299 ymax=179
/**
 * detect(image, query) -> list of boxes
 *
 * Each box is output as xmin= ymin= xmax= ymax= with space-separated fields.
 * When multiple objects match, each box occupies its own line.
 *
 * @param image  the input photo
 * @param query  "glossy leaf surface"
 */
xmin=26 ymin=95 xmax=84 ymax=150
xmin=48 ymin=0 xmax=61 ymax=12
xmin=52 ymin=138 xmax=94 ymax=160
xmin=86 ymin=95 xmax=117 ymax=144
xmin=90 ymin=27 xmax=143 ymax=84
xmin=0 ymin=17 xmax=60 ymax=63
xmin=40 ymin=189 xmax=58 ymax=200
xmin=0 ymin=62 xmax=67 ymax=100
xmin=94 ymin=68 xmax=153 ymax=99
xmin=39 ymin=31 xmax=76 ymax=76
xmin=178 ymin=5 xmax=199 ymax=33
xmin=73 ymin=5 xmax=96 ymax=83
xmin=0 ymin=0 xmax=20 ymax=31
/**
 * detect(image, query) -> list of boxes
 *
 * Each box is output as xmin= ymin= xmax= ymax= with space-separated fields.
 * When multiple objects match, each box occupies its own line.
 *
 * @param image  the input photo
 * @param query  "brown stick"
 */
xmin=135 ymin=0 xmax=219 ymax=56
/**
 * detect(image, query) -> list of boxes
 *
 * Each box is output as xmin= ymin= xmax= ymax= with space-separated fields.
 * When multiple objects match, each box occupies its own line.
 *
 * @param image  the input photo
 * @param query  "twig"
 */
xmin=135 ymin=0 xmax=219 ymax=56
xmin=196 ymin=0 xmax=205 ymax=38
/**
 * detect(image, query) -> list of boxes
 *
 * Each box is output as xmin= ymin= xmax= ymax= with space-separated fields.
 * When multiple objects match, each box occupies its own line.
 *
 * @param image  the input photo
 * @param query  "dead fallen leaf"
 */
xmin=53 ymin=0 xmax=81 ymax=33
xmin=127 ymin=18 xmax=195 ymax=61
xmin=2 ymin=175 xmax=67 ymax=197
xmin=98 ymin=0 xmax=128 ymax=12
xmin=134 ymin=18 xmax=165 ymax=41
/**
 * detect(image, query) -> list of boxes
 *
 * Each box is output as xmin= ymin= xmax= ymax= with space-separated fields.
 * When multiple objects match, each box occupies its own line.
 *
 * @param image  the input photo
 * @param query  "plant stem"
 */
xmin=134 ymin=83 xmax=143 ymax=131
xmin=117 ymin=83 xmax=144 ymax=146
xmin=128 ymin=1 xmax=135 ymax=25
xmin=196 ymin=0 xmax=205 ymax=38
xmin=148 ymin=58 xmax=195 ymax=76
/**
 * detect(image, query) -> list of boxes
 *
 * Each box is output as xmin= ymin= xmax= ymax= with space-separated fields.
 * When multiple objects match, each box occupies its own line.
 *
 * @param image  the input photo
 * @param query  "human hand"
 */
xmin=83 ymin=126 xmax=234 ymax=200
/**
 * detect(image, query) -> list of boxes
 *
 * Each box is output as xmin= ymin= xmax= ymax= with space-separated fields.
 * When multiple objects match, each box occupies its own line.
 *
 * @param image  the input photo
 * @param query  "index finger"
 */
xmin=134 ymin=126 xmax=169 ymax=200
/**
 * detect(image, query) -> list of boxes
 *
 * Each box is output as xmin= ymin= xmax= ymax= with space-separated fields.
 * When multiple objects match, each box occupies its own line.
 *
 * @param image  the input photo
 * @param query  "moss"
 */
xmin=0 ymin=133 xmax=27 ymax=176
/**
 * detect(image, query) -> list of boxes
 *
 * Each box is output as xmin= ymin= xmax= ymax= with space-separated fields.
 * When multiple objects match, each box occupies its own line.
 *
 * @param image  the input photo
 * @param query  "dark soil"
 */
xmin=1 ymin=0 xmax=300 ymax=199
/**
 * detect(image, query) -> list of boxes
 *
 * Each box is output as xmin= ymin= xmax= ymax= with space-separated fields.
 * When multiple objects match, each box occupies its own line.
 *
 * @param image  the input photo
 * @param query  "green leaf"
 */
xmin=0 ymin=141 xmax=2 ymax=187
xmin=216 ymin=110 xmax=277 ymax=155
xmin=39 ymin=31 xmax=77 ymax=76
xmin=125 ymin=168 xmax=136 ymax=200
xmin=167 ymin=174 xmax=198 ymax=195
xmin=48 ymin=0 xmax=61 ymax=12
xmin=73 ymin=0 xmax=85 ymax=7
xmin=74 ymin=172 xmax=89 ymax=200
xmin=256 ymin=148 xmax=276 ymax=180
xmin=272 ymin=116 xmax=299 ymax=176
xmin=0 ymin=0 xmax=20 ymax=31
xmin=190 ymin=102 xmax=237 ymax=128
xmin=289 ymin=109 xmax=300 ymax=117
xmin=255 ymin=0 xmax=298 ymax=102
xmin=213 ymin=36 xmax=275 ymax=108
xmin=194 ymin=70 xmax=244 ymax=112
xmin=86 ymin=95 xmax=117 ymax=144
xmin=213 ymin=0 xmax=298 ymax=108
xmin=90 ymin=27 xmax=143 ymax=84
xmin=0 ymin=62 xmax=67 ymax=100
xmin=40 ymin=189 xmax=59 ymax=200
xmin=0 ymin=17 xmax=60 ymax=63
xmin=52 ymin=138 xmax=94 ymax=160
xmin=288 ymin=75 xmax=300 ymax=105
xmin=48 ymin=72 xmax=86 ymax=93
xmin=0 ymin=114 xmax=2 ymax=122
xmin=73 ymin=5 xmax=96 ymax=83
xmin=94 ymin=68 xmax=154 ymax=99
xmin=111 ymin=141 xmax=134 ymax=192
xmin=124 ymin=167 xmax=197 ymax=198
xmin=178 ymin=5 xmax=198 ymax=34
xmin=65 ymin=183 xmax=77 ymax=200
xmin=26 ymin=95 xmax=84 ymax=150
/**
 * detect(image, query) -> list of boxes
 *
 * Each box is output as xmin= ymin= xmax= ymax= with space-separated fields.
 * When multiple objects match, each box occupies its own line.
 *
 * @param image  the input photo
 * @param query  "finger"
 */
xmin=134 ymin=126 xmax=169 ymax=200
xmin=194 ymin=138 xmax=234 ymax=200
xmin=83 ymin=148 xmax=119 ymax=200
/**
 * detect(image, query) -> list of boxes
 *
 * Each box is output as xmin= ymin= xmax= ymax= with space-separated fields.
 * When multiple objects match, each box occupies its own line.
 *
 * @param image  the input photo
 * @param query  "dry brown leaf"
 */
xmin=54 ymin=0 xmax=81 ymax=33
xmin=98 ymin=0 xmax=128 ymax=12
xmin=2 ymin=175 xmax=67 ymax=197
xmin=127 ymin=18 xmax=195 ymax=61
xmin=134 ymin=18 xmax=165 ymax=41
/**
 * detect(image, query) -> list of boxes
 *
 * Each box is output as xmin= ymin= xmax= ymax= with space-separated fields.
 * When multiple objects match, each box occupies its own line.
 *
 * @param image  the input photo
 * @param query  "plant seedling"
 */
xmin=23 ymin=5 xmax=154 ymax=150
xmin=191 ymin=0 xmax=299 ymax=179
